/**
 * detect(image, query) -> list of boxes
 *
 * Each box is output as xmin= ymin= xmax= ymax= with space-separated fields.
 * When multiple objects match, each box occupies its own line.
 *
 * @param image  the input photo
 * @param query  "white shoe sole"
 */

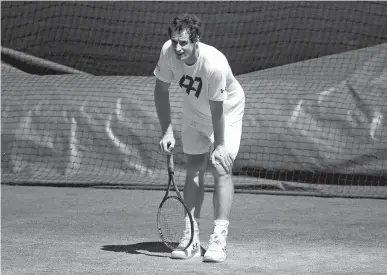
xmin=170 ymin=246 xmax=201 ymax=259
xmin=203 ymin=249 xmax=226 ymax=262
xmin=202 ymin=254 xmax=226 ymax=263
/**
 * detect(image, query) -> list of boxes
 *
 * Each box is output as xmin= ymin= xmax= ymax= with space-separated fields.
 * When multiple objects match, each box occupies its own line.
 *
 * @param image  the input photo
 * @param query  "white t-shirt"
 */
xmin=154 ymin=40 xmax=245 ymax=126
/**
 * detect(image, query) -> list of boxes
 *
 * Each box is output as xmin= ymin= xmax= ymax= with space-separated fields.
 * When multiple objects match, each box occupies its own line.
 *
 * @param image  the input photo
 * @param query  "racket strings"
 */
xmin=158 ymin=197 xmax=192 ymax=249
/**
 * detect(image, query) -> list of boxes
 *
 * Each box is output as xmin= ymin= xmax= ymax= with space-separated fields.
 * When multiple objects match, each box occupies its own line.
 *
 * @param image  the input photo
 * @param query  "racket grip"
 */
xmin=167 ymin=154 xmax=174 ymax=174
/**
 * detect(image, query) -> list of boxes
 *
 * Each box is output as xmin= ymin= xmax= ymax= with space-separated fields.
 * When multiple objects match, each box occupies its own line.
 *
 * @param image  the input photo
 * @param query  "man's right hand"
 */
xmin=159 ymin=133 xmax=175 ymax=154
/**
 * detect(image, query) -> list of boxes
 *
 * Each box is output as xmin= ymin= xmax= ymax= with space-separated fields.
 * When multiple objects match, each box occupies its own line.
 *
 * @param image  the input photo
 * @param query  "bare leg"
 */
xmin=170 ymin=153 xmax=207 ymax=259
xmin=183 ymin=153 xmax=208 ymax=220
xmin=202 ymin=163 xmax=233 ymax=262
xmin=212 ymin=170 xmax=234 ymax=220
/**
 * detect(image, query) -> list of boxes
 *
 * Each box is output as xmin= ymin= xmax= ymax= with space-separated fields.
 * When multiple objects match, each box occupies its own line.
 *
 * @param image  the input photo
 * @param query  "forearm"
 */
xmin=210 ymin=101 xmax=226 ymax=148
xmin=154 ymin=84 xmax=173 ymax=136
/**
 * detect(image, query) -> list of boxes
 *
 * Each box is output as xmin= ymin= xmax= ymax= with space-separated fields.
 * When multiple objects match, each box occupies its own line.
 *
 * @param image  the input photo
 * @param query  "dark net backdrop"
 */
xmin=2 ymin=1 xmax=387 ymax=198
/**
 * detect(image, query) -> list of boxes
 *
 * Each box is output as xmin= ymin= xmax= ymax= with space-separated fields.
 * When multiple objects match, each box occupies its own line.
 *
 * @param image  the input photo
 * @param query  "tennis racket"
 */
xmin=157 ymin=153 xmax=194 ymax=250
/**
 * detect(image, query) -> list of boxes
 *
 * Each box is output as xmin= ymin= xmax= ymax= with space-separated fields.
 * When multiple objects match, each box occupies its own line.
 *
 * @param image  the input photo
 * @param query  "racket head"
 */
xmin=157 ymin=196 xmax=194 ymax=251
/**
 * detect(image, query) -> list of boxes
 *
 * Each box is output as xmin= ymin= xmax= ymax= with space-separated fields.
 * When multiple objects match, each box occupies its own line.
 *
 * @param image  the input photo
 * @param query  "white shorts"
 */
xmin=181 ymin=120 xmax=243 ymax=160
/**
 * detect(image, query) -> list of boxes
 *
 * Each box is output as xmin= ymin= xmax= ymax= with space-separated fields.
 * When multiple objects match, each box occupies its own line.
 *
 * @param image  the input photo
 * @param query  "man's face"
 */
xmin=170 ymin=29 xmax=196 ymax=63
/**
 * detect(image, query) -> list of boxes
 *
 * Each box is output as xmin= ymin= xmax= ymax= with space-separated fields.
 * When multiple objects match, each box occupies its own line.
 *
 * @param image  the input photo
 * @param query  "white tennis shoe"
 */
xmin=170 ymin=229 xmax=201 ymax=259
xmin=203 ymin=228 xmax=228 ymax=262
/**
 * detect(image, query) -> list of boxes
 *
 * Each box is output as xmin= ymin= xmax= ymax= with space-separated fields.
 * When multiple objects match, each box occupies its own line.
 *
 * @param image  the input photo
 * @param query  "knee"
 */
xmin=211 ymin=163 xmax=232 ymax=180
xmin=185 ymin=154 xmax=207 ymax=177
xmin=213 ymin=172 xmax=233 ymax=189
xmin=186 ymin=164 xmax=202 ymax=178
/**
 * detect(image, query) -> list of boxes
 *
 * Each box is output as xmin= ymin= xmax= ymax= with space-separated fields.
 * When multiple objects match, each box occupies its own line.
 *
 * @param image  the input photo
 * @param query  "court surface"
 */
xmin=2 ymin=185 xmax=387 ymax=275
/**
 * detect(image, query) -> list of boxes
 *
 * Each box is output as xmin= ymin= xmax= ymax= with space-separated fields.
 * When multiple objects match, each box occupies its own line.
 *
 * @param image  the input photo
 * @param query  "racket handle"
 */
xmin=167 ymin=154 xmax=174 ymax=174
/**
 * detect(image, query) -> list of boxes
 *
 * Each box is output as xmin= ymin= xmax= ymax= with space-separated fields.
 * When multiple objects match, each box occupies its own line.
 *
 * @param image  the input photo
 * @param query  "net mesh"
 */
xmin=1 ymin=1 xmax=387 ymax=198
xmin=2 ymin=1 xmax=387 ymax=76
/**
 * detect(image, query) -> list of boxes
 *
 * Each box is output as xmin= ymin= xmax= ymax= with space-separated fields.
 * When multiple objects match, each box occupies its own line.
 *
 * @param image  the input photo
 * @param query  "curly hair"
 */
xmin=168 ymin=13 xmax=202 ymax=42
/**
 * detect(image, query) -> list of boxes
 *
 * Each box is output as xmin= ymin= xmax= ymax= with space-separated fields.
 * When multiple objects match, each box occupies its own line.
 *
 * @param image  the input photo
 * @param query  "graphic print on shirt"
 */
xmin=179 ymin=74 xmax=202 ymax=98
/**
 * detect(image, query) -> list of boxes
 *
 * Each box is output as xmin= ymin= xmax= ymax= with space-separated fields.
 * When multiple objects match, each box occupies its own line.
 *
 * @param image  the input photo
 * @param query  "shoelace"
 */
xmin=207 ymin=233 xmax=224 ymax=251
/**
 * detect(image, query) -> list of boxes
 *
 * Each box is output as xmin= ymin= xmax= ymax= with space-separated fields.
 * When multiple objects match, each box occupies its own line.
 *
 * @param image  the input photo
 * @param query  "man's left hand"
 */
xmin=210 ymin=145 xmax=233 ymax=174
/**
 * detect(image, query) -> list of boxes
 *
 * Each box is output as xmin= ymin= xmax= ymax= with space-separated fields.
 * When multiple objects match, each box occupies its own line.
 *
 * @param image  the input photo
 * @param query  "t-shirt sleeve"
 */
xmin=208 ymin=69 xmax=228 ymax=101
xmin=154 ymin=43 xmax=174 ymax=83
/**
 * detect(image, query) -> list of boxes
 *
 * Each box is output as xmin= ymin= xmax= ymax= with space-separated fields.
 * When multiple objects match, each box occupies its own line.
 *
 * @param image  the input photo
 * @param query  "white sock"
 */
xmin=214 ymin=219 xmax=229 ymax=234
xmin=194 ymin=217 xmax=200 ymax=231
xmin=185 ymin=216 xmax=200 ymax=232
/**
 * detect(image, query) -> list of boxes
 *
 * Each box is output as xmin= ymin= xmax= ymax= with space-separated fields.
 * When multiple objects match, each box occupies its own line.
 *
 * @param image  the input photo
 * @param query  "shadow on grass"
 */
xmin=101 ymin=242 xmax=170 ymax=258
xmin=101 ymin=241 xmax=206 ymax=258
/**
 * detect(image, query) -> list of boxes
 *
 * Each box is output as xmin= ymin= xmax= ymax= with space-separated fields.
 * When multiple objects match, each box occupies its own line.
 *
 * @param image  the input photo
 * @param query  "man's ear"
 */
xmin=193 ymin=35 xmax=200 ymax=44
